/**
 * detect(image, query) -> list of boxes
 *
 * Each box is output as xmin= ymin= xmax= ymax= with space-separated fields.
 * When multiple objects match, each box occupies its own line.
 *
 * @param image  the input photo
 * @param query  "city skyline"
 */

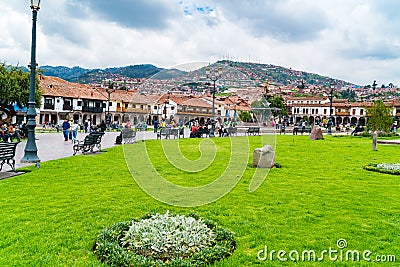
xmin=1 ymin=1 xmax=400 ymax=86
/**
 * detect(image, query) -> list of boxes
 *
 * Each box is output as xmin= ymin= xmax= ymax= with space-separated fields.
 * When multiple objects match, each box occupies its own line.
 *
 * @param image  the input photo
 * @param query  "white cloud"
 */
xmin=1 ymin=0 xmax=400 ymax=86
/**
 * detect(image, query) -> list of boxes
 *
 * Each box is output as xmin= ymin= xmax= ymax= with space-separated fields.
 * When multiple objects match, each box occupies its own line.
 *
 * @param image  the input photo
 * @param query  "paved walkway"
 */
xmin=2 ymin=129 xmax=191 ymax=173
xmin=6 ymin=131 xmax=120 ymax=172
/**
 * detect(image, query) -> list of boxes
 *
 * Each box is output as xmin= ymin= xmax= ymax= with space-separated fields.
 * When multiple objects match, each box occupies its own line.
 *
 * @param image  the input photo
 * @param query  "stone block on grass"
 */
xmin=252 ymin=145 xmax=275 ymax=168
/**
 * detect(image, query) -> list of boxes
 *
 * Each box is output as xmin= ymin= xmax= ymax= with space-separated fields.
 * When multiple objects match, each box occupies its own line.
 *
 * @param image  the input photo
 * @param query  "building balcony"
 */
xmin=63 ymin=104 xmax=73 ymax=111
xmin=82 ymin=106 xmax=103 ymax=113
xmin=125 ymin=108 xmax=149 ymax=113
xmin=116 ymin=107 xmax=127 ymax=112
xmin=44 ymin=103 xmax=54 ymax=110
xmin=176 ymin=111 xmax=211 ymax=117
xmin=335 ymin=112 xmax=351 ymax=116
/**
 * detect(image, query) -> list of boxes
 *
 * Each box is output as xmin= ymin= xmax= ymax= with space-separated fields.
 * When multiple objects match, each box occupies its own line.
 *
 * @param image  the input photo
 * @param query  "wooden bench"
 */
xmin=293 ymin=126 xmax=312 ymax=135
xmin=121 ymin=128 xmax=136 ymax=144
xmin=0 ymin=142 xmax=19 ymax=172
xmin=157 ymin=127 xmax=171 ymax=139
xmin=246 ymin=127 xmax=260 ymax=135
xmin=73 ymin=132 xmax=104 ymax=155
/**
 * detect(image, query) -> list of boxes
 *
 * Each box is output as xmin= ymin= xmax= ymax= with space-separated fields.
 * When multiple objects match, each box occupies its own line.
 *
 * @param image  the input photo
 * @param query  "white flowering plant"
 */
xmin=93 ymin=211 xmax=236 ymax=266
xmin=364 ymin=163 xmax=400 ymax=175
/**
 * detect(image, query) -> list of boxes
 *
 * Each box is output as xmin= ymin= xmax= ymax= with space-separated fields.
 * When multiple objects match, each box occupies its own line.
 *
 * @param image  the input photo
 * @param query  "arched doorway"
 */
xmin=359 ymin=117 xmax=366 ymax=126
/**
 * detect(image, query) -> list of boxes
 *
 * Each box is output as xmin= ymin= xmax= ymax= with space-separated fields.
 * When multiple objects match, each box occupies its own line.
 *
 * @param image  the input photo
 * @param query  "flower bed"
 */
xmin=364 ymin=163 xmax=400 ymax=175
xmin=93 ymin=211 xmax=236 ymax=266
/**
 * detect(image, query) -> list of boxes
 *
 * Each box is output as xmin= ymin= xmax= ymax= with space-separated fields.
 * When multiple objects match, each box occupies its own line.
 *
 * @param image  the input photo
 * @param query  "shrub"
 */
xmin=364 ymin=163 xmax=400 ymax=175
xmin=93 ymin=211 xmax=236 ymax=266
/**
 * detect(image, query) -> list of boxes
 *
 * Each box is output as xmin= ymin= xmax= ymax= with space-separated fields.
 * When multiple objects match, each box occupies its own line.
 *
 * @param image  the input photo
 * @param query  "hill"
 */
xmin=39 ymin=61 xmax=357 ymax=88
xmin=40 ymin=64 xmax=172 ymax=84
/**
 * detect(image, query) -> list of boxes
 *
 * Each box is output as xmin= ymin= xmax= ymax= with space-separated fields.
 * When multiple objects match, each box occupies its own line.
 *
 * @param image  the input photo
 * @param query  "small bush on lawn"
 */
xmin=93 ymin=211 xmax=236 ymax=266
xmin=364 ymin=163 xmax=400 ymax=175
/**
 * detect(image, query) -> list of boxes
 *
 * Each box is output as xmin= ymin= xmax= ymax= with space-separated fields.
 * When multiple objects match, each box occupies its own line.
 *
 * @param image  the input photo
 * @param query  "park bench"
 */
xmin=0 ymin=142 xmax=19 ymax=172
xmin=121 ymin=128 xmax=136 ymax=144
xmin=197 ymin=127 xmax=209 ymax=137
xmin=169 ymin=127 xmax=184 ymax=139
xmin=134 ymin=123 xmax=147 ymax=131
xmin=280 ymin=125 xmax=286 ymax=135
xmin=246 ymin=127 xmax=260 ymax=135
xmin=73 ymin=132 xmax=104 ymax=155
xmin=157 ymin=127 xmax=171 ymax=139
xmin=225 ymin=127 xmax=237 ymax=137
xmin=351 ymin=125 xmax=365 ymax=135
xmin=293 ymin=126 xmax=312 ymax=135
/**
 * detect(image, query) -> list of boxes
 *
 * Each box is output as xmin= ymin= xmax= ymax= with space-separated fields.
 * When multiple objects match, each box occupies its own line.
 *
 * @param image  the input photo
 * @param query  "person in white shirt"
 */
xmin=71 ymin=120 xmax=79 ymax=143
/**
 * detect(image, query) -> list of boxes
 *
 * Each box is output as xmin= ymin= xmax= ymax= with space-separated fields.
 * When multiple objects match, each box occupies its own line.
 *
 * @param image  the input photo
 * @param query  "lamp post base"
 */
xmin=209 ymin=124 xmax=215 ymax=137
xmin=21 ymin=153 xmax=40 ymax=163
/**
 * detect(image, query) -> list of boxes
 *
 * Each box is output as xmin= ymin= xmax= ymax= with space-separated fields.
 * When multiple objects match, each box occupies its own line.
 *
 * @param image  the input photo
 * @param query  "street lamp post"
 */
xmin=21 ymin=0 xmax=41 ymax=164
xmin=327 ymin=82 xmax=334 ymax=135
xmin=105 ymin=88 xmax=114 ymax=131
xmin=163 ymin=101 xmax=168 ymax=120
xmin=206 ymin=66 xmax=223 ymax=137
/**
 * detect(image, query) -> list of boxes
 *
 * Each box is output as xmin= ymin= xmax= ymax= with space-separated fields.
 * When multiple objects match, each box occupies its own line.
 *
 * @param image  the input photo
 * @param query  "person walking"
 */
xmin=70 ymin=120 xmax=79 ymax=143
xmin=153 ymin=120 xmax=158 ymax=133
xmin=62 ymin=119 xmax=70 ymax=141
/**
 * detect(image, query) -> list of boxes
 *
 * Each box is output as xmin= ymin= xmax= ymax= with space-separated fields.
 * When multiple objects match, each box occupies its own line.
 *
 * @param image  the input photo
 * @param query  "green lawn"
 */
xmin=0 ymin=135 xmax=399 ymax=266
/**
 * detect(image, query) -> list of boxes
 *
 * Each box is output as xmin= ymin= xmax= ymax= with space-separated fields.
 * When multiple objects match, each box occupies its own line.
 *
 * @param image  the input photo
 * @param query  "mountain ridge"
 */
xmin=39 ymin=61 xmax=358 ymax=88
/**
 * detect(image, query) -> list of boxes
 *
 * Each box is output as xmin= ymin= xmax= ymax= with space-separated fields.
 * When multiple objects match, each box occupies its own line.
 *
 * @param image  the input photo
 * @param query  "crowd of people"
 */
xmin=188 ymin=119 xmax=237 ymax=138
xmin=0 ymin=122 xmax=26 ymax=143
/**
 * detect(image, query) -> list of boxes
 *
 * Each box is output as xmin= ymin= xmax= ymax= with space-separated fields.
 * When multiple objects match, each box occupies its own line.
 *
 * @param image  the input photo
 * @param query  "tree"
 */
xmin=0 ymin=63 xmax=41 ymax=108
xmin=251 ymin=96 xmax=288 ymax=117
xmin=238 ymin=111 xmax=252 ymax=122
xmin=339 ymin=88 xmax=356 ymax=102
xmin=366 ymin=100 xmax=393 ymax=133
xmin=268 ymin=96 xmax=288 ymax=117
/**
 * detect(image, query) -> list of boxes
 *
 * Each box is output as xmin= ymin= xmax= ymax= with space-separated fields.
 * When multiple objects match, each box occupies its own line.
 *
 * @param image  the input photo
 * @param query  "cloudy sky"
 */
xmin=1 ymin=0 xmax=400 ymax=86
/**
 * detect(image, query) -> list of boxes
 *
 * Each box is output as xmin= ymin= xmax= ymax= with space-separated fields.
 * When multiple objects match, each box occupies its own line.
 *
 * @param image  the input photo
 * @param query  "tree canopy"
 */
xmin=0 ymin=63 xmax=41 ymax=108
xmin=251 ymin=96 xmax=288 ymax=117
xmin=366 ymin=100 xmax=393 ymax=133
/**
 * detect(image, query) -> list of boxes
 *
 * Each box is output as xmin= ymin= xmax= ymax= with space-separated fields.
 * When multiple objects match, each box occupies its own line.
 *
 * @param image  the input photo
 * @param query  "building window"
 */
xmin=77 ymin=101 xmax=82 ymax=106
xmin=360 ymin=109 xmax=364 ymax=115
xmin=154 ymin=106 xmax=157 ymax=109
xmin=324 ymin=109 xmax=327 ymax=115
xmin=44 ymin=98 xmax=53 ymax=104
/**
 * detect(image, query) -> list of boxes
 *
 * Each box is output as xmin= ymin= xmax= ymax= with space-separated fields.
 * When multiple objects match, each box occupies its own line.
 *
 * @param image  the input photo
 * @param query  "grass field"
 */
xmin=0 ymin=135 xmax=399 ymax=266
